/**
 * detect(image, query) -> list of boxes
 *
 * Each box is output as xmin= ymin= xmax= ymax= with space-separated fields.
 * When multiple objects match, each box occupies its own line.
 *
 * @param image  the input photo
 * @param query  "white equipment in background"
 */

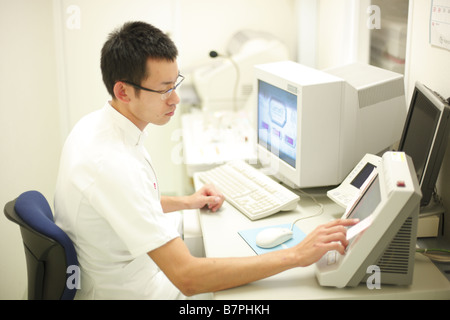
xmin=192 ymin=30 xmax=290 ymax=111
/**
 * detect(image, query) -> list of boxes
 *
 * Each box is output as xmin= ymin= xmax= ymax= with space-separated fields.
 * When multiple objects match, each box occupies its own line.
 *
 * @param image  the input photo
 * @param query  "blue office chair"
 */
xmin=3 ymin=190 xmax=78 ymax=300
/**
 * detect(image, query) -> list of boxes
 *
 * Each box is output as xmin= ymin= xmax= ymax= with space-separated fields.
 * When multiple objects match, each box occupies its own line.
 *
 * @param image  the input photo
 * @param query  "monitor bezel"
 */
xmin=253 ymin=61 xmax=345 ymax=189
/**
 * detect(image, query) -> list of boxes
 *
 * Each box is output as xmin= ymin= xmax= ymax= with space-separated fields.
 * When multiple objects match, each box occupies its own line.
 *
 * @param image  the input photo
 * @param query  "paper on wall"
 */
xmin=430 ymin=0 xmax=450 ymax=51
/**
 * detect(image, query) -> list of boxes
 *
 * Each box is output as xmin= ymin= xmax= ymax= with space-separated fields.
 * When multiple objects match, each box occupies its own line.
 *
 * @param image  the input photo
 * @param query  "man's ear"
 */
xmin=113 ymin=81 xmax=131 ymax=103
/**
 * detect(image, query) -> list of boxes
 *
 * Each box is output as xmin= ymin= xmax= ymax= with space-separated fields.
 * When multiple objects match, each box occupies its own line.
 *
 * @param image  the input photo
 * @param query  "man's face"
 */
xmin=126 ymin=58 xmax=180 ymax=129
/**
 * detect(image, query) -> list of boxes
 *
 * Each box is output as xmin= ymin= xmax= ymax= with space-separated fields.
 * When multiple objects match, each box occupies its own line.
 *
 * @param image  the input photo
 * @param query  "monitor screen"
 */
xmin=399 ymin=89 xmax=441 ymax=184
xmin=257 ymin=80 xmax=297 ymax=168
xmin=350 ymin=162 xmax=377 ymax=189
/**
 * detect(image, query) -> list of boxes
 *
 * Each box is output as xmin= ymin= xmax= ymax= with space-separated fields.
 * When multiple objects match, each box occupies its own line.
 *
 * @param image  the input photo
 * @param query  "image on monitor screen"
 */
xmin=257 ymin=80 xmax=297 ymax=168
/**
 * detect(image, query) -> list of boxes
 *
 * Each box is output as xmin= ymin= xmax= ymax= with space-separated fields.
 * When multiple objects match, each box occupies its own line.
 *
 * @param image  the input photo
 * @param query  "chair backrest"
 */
xmin=3 ymin=190 xmax=78 ymax=300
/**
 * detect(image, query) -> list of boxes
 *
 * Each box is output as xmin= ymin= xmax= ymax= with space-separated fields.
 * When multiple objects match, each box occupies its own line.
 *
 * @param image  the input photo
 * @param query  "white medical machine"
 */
xmin=255 ymin=61 xmax=407 ymax=188
xmin=327 ymin=154 xmax=382 ymax=208
xmin=316 ymin=151 xmax=422 ymax=288
xmin=192 ymin=30 xmax=289 ymax=111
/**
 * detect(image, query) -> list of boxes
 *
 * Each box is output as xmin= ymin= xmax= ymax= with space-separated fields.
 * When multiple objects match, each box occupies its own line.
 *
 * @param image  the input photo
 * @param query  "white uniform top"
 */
xmin=54 ymin=102 xmax=184 ymax=299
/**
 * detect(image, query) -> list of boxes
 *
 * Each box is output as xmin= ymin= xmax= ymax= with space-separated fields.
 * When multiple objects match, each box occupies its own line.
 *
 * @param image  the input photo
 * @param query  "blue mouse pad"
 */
xmin=238 ymin=223 xmax=306 ymax=255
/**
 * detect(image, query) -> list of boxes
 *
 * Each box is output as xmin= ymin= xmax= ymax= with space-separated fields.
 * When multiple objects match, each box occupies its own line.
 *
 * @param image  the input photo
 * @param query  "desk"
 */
xmin=193 ymin=175 xmax=450 ymax=300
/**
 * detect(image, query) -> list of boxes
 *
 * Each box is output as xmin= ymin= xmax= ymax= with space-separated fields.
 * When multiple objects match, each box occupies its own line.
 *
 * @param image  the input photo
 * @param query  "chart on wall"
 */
xmin=430 ymin=0 xmax=450 ymax=51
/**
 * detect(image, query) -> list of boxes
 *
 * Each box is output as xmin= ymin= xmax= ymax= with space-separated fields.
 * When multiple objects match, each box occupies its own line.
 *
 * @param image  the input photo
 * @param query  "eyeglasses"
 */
xmin=121 ymin=74 xmax=184 ymax=100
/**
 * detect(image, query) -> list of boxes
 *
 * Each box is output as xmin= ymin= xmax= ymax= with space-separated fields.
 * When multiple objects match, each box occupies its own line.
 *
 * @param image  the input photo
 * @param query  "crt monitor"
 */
xmin=255 ymin=61 xmax=343 ymax=188
xmin=255 ymin=61 xmax=407 ymax=189
xmin=397 ymin=81 xmax=450 ymax=207
xmin=316 ymin=151 xmax=422 ymax=288
xmin=325 ymin=62 xmax=407 ymax=179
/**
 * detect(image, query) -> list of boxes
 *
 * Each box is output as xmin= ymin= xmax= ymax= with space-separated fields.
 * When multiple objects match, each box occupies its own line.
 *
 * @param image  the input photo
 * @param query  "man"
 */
xmin=54 ymin=21 xmax=358 ymax=299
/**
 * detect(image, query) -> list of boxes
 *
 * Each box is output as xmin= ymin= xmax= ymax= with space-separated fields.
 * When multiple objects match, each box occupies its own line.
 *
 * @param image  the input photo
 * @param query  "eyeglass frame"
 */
xmin=119 ymin=74 xmax=184 ymax=100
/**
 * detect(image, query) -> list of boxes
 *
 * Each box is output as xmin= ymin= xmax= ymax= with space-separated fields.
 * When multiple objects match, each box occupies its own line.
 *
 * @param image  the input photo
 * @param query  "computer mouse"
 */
xmin=255 ymin=227 xmax=294 ymax=249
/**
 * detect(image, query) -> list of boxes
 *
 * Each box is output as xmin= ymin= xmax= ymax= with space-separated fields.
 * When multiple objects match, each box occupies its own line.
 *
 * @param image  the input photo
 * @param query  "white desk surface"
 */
xmin=194 ymin=175 xmax=450 ymax=300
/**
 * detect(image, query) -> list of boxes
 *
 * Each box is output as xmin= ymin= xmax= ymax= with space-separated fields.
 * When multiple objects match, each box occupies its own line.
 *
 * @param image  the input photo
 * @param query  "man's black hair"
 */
xmin=100 ymin=21 xmax=178 ymax=98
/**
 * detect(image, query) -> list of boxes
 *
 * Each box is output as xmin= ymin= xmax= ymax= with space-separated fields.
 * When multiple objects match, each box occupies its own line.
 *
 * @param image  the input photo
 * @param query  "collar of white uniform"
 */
xmin=104 ymin=101 xmax=148 ymax=146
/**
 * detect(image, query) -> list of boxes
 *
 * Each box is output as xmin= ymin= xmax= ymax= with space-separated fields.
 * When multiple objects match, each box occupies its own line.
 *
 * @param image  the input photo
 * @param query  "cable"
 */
xmin=289 ymin=189 xmax=324 ymax=231
xmin=209 ymin=50 xmax=240 ymax=112
xmin=416 ymin=248 xmax=450 ymax=263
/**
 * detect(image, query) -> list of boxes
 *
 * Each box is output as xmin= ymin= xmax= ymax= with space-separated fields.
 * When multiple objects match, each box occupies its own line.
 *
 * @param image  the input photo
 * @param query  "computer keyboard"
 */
xmin=197 ymin=160 xmax=300 ymax=220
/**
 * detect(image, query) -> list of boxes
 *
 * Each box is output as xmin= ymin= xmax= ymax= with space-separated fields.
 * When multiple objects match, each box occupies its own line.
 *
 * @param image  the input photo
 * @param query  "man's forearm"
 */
xmin=161 ymin=195 xmax=190 ymax=213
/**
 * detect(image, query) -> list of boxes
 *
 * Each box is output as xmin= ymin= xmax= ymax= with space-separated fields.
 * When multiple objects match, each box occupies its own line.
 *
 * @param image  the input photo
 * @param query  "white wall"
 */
xmin=405 ymin=0 xmax=450 ymax=238
xmin=315 ymin=0 xmax=371 ymax=70
xmin=0 ymin=0 xmax=60 ymax=299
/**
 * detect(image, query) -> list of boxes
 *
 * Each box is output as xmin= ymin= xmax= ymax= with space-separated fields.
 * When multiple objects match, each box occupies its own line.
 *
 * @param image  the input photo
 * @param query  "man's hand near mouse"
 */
xmin=148 ymin=218 xmax=358 ymax=296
